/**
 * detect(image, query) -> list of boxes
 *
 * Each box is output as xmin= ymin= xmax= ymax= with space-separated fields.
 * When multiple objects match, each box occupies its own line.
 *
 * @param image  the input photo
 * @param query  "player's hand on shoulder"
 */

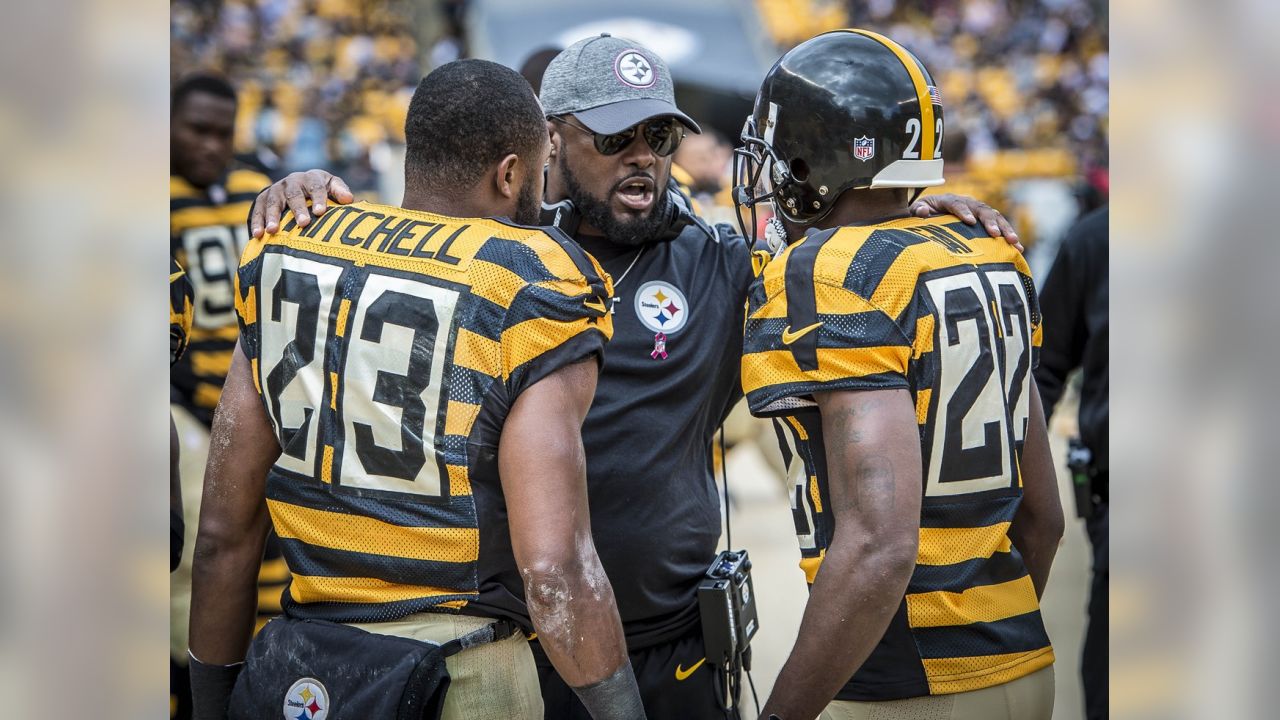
xmin=910 ymin=193 xmax=1023 ymax=252
xmin=249 ymin=169 xmax=355 ymax=238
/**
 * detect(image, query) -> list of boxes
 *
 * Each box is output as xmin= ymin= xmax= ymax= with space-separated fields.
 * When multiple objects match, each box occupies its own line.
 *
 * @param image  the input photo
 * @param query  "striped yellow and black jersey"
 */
xmin=234 ymin=201 xmax=613 ymax=627
xmin=171 ymin=168 xmax=269 ymax=425
xmin=742 ymin=215 xmax=1051 ymax=700
xmin=170 ymin=257 xmax=194 ymax=367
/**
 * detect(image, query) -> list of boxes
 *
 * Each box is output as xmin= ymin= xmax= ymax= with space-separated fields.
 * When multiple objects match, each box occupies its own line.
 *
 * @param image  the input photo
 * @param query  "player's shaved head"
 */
xmin=404 ymin=59 xmax=547 ymax=201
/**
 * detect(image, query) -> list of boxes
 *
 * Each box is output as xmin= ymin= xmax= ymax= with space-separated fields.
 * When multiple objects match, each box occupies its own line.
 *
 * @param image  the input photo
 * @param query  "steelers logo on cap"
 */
xmin=614 ymin=50 xmax=656 ymax=89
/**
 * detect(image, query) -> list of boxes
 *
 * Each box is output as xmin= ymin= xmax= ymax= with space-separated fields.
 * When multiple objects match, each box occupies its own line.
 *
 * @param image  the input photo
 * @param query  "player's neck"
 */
xmin=815 ymin=190 xmax=910 ymax=229
xmin=401 ymin=188 xmax=501 ymax=220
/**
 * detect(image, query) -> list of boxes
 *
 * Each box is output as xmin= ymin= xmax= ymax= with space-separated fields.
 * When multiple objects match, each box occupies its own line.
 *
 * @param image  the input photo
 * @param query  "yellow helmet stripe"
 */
xmin=845 ymin=28 xmax=936 ymax=161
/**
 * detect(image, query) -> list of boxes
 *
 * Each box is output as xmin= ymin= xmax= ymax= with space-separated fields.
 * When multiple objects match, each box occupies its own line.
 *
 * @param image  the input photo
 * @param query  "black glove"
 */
xmin=572 ymin=662 xmax=646 ymax=720
xmin=188 ymin=651 xmax=243 ymax=720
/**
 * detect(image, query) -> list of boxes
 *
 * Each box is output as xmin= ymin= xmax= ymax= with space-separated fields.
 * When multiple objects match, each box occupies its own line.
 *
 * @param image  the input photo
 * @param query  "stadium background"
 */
xmin=171 ymin=0 xmax=1108 ymax=717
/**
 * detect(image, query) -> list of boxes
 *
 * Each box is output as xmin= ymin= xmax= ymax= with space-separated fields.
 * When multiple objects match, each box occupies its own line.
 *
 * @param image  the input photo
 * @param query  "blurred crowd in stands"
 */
xmin=171 ymin=0 xmax=425 ymax=195
xmin=171 ymin=0 xmax=1106 ymax=250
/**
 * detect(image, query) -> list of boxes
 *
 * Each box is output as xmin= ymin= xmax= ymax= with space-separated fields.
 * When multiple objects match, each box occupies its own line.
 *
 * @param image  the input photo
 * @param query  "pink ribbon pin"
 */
xmin=650 ymin=332 xmax=668 ymax=360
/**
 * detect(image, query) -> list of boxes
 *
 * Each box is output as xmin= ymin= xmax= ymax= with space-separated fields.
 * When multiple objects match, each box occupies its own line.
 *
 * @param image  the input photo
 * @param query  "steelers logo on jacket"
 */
xmin=634 ymin=280 xmax=689 ymax=334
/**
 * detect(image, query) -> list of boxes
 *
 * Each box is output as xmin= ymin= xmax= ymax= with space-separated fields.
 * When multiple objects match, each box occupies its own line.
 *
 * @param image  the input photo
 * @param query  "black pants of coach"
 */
xmin=530 ymin=626 xmax=733 ymax=720
xmin=1083 ymin=495 xmax=1109 ymax=720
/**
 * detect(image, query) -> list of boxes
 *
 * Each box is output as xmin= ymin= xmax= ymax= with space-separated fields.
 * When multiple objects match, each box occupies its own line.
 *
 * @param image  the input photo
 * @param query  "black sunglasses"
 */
xmin=552 ymin=115 xmax=685 ymax=157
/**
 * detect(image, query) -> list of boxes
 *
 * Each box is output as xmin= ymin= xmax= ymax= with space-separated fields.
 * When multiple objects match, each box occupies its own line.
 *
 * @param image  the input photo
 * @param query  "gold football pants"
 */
xmin=822 ymin=665 xmax=1054 ymax=720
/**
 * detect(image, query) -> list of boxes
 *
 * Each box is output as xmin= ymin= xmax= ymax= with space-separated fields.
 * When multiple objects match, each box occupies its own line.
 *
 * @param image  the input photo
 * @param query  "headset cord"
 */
xmin=718 ymin=425 xmax=760 ymax=719
xmin=721 ymin=427 xmax=730 ymax=552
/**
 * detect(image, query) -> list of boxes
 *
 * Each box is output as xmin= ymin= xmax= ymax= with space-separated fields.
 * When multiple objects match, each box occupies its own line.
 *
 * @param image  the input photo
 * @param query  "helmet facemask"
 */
xmin=733 ymin=115 xmax=796 ymax=253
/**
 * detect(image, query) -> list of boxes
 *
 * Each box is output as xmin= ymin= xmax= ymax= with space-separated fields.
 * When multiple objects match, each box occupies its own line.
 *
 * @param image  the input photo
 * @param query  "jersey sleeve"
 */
xmin=1013 ymin=254 xmax=1043 ymax=369
xmin=500 ymin=243 xmax=614 ymax=402
xmin=170 ymin=257 xmax=194 ymax=366
xmin=232 ymin=233 xmax=269 ymax=371
xmin=742 ymin=275 xmax=912 ymax=417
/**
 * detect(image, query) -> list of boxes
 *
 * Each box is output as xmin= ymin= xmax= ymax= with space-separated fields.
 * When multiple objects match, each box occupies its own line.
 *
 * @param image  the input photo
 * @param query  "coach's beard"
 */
xmin=561 ymin=159 xmax=671 ymax=247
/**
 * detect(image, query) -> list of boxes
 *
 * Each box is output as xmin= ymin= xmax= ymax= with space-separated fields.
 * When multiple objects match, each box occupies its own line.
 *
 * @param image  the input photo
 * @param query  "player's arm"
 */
xmin=249 ymin=169 xmax=354 ymax=237
xmin=187 ymin=343 xmax=280 ymax=719
xmin=1008 ymin=378 xmax=1065 ymax=599
xmin=760 ymin=388 xmax=922 ymax=720
xmin=910 ymin=193 xmax=1023 ymax=251
xmin=498 ymin=357 xmax=643 ymax=719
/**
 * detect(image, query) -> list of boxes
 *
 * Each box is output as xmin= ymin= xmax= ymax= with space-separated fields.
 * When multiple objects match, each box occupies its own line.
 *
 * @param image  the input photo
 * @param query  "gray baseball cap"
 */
xmin=540 ymin=34 xmax=701 ymax=135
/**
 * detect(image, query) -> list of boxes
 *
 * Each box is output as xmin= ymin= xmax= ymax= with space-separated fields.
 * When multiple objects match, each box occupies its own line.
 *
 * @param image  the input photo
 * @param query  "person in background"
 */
xmin=169 ymin=72 xmax=287 ymax=720
xmin=170 ymin=258 xmax=194 ymax=573
xmin=519 ymin=45 xmax=562 ymax=95
xmin=1035 ymin=205 xmax=1109 ymax=720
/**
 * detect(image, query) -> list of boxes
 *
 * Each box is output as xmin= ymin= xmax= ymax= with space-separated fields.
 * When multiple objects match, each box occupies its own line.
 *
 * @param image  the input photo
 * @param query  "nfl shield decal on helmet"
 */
xmin=283 ymin=677 xmax=330 ymax=720
xmin=634 ymin=281 xmax=689 ymax=335
xmin=853 ymin=136 xmax=875 ymax=161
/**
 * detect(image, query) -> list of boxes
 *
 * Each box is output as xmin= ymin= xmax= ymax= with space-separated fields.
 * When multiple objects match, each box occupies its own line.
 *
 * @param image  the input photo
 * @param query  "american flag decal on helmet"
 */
xmin=928 ymin=85 xmax=943 ymax=105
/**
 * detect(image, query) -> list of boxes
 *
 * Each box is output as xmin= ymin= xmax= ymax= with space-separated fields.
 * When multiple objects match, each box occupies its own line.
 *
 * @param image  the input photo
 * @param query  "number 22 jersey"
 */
xmin=233 ymin=201 xmax=613 ymax=627
xmin=741 ymin=216 xmax=1052 ymax=700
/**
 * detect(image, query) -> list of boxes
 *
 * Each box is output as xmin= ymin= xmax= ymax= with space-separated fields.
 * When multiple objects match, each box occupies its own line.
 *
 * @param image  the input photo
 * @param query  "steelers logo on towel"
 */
xmin=283 ymin=677 xmax=329 ymax=720
xmin=634 ymin=281 xmax=689 ymax=334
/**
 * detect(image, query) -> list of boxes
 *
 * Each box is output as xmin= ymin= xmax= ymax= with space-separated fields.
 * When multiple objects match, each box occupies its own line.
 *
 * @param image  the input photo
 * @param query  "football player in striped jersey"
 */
xmin=735 ymin=30 xmax=1064 ymax=720
xmin=168 ymin=74 xmax=284 ymax=720
xmin=188 ymin=60 xmax=642 ymax=720
xmin=171 ymin=258 xmax=194 ymax=573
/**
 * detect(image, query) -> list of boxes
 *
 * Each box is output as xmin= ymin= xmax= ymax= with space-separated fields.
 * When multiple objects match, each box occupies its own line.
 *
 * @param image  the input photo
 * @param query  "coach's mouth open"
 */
xmin=615 ymin=177 xmax=655 ymax=213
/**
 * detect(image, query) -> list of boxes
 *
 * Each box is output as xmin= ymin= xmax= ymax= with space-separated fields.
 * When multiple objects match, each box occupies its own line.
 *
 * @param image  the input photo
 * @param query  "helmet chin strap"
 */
xmin=764 ymin=211 xmax=788 ymax=255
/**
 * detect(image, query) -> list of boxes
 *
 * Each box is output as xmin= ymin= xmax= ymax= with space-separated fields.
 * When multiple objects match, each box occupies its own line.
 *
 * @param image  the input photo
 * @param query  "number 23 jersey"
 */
xmin=233 ymin=201 xmax=613 ymax=627
xmin=741 ymin=216 xmax=1052 ymax=700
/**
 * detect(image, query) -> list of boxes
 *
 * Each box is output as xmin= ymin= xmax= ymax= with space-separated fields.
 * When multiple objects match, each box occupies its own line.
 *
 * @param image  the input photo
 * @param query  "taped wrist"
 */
xmin=188 ymin=650 xmax=243 ymax=720
xmin=571 ymin=661 xmax=646 ymax=720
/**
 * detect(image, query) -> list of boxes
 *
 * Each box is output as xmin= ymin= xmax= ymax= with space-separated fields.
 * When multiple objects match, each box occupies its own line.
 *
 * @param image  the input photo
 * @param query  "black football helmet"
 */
xmin=733 ymin=29 xmax=945 ymax=247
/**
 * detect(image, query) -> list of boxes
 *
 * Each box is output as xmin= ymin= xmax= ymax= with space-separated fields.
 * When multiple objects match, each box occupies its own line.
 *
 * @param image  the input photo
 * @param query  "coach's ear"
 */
xmin=548 ymin=119 xmax=561 ymax=161
xmin=495 ymin=153 xmax=520 ymax=200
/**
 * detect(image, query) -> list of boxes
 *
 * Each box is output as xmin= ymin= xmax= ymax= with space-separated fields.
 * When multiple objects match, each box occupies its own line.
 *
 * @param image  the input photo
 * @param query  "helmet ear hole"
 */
xmin=789 ymin=158 xmax=810 ymax=183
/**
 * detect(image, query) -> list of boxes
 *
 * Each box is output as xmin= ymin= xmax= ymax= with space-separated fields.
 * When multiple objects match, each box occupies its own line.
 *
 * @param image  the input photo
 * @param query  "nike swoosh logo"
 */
xmin=674 ymin=657 xmax=706 ymax=681
xmin=583 ymin=298 xmax=607 ymax=313
xmin=170 ymin=271 xmax=184 ymax=283
xmin=781 ymin=321 xmax=823 ymax=345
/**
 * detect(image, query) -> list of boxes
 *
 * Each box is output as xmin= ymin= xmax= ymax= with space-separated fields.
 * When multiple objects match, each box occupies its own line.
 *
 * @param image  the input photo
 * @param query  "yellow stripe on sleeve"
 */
xmin=906 ymin=575 xmax=1039 ymax=629
xmin=501 ymin=315 xmax=597 ymax=378
xmin=267 ymin=500 xmax=479 ymax=563
xmin=467 ymin=260 xmax=526 ymax=310
xmin=453 ymin=328 xmax=501 ymax=375
xmin=741 ymin=346 xmax=910 ymax=394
